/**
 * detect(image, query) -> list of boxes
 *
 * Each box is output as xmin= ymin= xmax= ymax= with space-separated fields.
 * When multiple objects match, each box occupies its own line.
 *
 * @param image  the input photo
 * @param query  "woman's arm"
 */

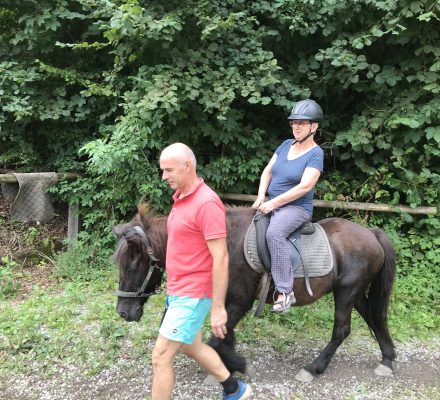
xmin=252 ymin=153 xmax=277 ymax=209
xmin=258 ymin=167 xmax=321 ymax=213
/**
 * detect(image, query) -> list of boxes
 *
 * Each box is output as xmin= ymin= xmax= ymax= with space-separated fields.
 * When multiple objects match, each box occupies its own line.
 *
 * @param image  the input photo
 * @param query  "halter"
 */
xmin=116 ymin=225 xmax=165 ymax=298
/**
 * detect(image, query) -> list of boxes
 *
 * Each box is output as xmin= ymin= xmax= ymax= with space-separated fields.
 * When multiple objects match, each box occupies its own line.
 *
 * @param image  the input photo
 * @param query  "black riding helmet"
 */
xmin=288 ymin=99 xmax=323 ymax=122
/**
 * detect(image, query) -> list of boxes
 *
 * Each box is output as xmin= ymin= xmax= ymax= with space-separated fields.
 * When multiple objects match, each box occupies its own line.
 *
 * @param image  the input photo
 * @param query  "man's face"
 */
xmin=160 ymin=156 xmax=189 ymax=191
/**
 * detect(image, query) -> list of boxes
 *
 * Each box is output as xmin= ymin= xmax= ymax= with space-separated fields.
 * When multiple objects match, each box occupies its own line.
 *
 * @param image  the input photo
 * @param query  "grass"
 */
xmin=0 ymin=265 xmax=162 ymax=376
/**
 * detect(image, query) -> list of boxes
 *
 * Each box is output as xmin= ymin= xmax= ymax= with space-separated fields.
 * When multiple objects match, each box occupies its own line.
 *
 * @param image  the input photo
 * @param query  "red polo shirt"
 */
xmin=166 ymin=178 xmax=227 ymax=298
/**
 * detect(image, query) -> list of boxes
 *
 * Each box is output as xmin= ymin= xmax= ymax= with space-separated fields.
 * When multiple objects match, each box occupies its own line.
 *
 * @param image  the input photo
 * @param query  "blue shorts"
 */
xmin=159 ymin=295 xmax=212 ymax=344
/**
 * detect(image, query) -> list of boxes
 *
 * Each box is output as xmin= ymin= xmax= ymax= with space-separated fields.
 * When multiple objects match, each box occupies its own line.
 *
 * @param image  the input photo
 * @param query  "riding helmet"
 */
xmin=288 ymin=99 xmax=323 ymax=122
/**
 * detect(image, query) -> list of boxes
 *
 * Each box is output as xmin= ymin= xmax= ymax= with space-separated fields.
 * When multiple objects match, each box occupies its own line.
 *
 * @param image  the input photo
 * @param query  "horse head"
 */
xmin=113 ymin=213 xmax=165 ymax=322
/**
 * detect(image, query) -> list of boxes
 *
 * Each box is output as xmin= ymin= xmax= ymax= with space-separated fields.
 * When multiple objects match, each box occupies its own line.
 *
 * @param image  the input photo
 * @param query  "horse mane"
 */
xmin=114 ymin=203 xmax=253 ymax=269
xmin=113 ymin=222 xmax=149 ymax=269
xmin=136 ymin=203 xmax=168 ymax=263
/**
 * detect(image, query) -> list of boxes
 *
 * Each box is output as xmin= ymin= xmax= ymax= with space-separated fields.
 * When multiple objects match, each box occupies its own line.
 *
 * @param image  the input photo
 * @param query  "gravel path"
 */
xmin=1 ymin=336 xmax=439 ymax=400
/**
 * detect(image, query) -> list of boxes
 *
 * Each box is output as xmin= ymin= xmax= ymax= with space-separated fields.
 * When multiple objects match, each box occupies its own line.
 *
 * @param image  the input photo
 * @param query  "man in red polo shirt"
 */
xmin=151 ymin=143 xmax=252 ymax=400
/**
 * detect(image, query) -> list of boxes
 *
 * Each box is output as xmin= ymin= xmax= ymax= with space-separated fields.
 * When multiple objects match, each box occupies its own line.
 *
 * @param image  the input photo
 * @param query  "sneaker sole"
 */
xmin=239 ymin=385 xmax=252 ymax=399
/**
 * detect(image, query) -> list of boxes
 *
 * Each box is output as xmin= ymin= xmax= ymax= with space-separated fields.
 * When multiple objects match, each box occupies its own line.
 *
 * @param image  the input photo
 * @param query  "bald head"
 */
xmin=160 ymin=143 xmax=199 ymax=194
xmin=160 ymin=143 xmax=197 ymax=170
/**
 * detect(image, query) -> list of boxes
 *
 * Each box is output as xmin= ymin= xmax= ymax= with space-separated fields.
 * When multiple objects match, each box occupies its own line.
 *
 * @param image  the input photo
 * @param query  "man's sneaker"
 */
xmin=223 ymin=380 xmax=252 ymax=400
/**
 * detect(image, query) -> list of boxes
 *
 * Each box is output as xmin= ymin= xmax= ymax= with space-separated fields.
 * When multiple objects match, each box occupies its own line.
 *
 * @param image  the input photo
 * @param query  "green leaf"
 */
xmin=425 ymin=127 xmax=440 ymax=143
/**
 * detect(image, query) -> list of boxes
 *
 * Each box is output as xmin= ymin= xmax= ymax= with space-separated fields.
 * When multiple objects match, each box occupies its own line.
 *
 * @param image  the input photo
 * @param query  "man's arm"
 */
xmin=206 ymin=237 xmax=229 ymax=339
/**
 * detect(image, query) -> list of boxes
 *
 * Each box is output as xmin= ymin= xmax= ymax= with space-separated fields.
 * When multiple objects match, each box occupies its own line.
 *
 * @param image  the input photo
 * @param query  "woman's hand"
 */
xmin=258 ymin=200 xmax=276 ymax=214
xmin=252 ymin=196 xmax=265 ymax=209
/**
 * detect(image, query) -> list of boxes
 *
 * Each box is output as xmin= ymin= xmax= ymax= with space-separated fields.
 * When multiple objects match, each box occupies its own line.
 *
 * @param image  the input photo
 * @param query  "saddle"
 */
xmin=245 ymin=211 xmax=333 ymax=317
xmin=254 ymin=211 xmax=315 ymax=273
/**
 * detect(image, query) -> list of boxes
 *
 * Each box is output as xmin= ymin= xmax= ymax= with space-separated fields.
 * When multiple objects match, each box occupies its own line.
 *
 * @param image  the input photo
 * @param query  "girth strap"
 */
xmin=254 ymin=272 xmax=271 ymax=317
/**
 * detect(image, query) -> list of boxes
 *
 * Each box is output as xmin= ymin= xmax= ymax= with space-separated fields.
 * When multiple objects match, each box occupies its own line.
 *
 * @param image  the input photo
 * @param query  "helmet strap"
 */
xmin=292 ymin=125 xmax=316 ymax=145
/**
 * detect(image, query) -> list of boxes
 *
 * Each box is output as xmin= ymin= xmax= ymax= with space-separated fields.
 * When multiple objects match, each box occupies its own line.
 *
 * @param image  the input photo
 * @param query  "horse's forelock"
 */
xmin=113 ymin=226 xmax=148 ymax=269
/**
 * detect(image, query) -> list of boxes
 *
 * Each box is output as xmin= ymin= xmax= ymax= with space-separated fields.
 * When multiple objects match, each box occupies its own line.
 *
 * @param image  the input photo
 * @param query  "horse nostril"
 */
xmin=118 ymin=311 xmax=128 ymax=320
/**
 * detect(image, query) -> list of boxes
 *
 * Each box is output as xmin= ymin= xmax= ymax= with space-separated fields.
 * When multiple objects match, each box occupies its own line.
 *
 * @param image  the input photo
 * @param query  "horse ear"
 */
xmin=138 ymin=200 xmax=150 ymax=218
xmin=112 ymin=223 xmax=130 ymax=236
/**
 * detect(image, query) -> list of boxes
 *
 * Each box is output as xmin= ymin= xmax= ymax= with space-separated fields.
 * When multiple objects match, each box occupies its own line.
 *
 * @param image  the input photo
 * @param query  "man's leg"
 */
xmin=181 ymin=330 xmax=230 ymax=382
xmin=151 ymin=334 xmax=183 ymax=400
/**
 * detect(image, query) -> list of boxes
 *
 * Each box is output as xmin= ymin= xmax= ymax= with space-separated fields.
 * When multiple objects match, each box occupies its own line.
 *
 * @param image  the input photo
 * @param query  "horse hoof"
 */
xmin=295 ymin=368 xmax=315 ymax=383
xmin=204 ymin=374 xmax=220 ymax=386
xmin=374 ymin=364 xmax=393 ymax=376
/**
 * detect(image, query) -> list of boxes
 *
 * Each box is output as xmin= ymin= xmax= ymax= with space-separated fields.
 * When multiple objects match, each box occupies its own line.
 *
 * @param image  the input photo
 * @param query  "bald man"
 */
xmin=151 ymin=143 xmax=252 ymax=400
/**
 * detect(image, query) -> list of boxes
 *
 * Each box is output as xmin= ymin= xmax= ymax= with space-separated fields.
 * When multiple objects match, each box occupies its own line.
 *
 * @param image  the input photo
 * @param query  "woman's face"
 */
xmin=289 ymin=120 xmax=318 ymax=141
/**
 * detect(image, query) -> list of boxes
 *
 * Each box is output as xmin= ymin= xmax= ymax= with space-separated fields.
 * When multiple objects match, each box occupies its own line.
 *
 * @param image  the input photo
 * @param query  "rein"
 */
xmin=115 ymin=225 xmax=165 ymax=298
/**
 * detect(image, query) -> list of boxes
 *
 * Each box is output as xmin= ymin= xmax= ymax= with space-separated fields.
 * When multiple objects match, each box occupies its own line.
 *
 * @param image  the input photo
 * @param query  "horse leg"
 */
xmin=296 ymin=288 xmax=355 ymax=383
xmin=208 ymin=298 xmax=255 ymax=375
xmin=354 ymin=294 xmax=395 ymax=375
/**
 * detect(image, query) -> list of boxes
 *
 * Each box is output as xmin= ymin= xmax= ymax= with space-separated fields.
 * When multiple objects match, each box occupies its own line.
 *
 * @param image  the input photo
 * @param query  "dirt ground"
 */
xmin=1 ymin=336 xmax=439 ymax=400
xmin=1 ymin=192 xmax=439 ymax=400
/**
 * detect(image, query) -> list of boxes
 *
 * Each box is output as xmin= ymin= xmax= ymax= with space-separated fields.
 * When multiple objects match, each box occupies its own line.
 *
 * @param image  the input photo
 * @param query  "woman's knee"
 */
xmin=266 ymin=226 xmax=287 ymax=242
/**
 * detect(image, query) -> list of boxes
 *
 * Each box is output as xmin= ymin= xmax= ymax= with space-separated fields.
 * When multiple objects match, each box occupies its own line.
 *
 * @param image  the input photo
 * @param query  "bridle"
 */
xmin=116 ymin=225 xmax=165 ymax=298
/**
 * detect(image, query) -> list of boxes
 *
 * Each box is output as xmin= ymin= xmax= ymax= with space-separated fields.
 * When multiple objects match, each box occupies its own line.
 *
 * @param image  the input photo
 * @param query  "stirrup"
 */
xmin=272 ymin=292 xmax=296 ymax=313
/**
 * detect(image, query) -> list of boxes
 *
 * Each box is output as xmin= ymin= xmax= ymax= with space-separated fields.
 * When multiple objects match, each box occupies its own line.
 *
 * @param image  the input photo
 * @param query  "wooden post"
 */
xmin=67 ymin=204 xmax=79 ymax=245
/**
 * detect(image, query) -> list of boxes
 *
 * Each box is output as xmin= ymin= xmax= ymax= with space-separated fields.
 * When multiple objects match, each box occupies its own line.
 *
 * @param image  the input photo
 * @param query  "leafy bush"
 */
xmin=0 ymin=257 xmax=21 ymax=299
xmin=53 ymin=241 xmax=114 ymax=281
xmin=1 ymin=1 xmax=437 ymax=233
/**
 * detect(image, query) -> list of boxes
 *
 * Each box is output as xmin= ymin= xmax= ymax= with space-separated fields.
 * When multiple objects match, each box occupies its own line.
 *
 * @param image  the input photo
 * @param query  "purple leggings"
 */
xmin=266 ymin=204 xmax=311 ymax=294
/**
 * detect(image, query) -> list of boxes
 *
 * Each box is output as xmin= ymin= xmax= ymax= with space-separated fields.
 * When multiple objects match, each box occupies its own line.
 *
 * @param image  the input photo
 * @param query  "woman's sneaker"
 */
xmin=223 ymin=380 xmax=252 ymax=399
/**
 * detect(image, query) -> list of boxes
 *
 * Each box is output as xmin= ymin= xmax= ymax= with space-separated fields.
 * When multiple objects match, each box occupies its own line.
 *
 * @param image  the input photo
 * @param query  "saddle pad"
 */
xmin=244 ymin=221 xmax=333 ymax=277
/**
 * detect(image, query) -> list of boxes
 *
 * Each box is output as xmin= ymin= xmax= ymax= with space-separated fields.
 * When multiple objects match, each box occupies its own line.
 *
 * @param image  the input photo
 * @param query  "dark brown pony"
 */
xmin=113 ymin=206 xmax=396 ymax=382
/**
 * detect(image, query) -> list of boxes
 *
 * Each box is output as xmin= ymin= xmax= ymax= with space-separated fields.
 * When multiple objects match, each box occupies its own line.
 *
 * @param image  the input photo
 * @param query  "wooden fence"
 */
xmin=1 ymin=173 xmax=437 ymax=243
xmin=220 ymin=193 xmax=437 ymax=215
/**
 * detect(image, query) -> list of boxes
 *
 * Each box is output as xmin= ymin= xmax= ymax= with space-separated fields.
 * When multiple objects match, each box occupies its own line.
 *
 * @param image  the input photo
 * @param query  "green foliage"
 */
xmin=53 ymin=241 xmax=114 ymax=281
xmin=2 ymin=0 xmax=438 ymax=223
xmin=0 ymin=257 xmax=21 ymax=299
xmin=0 ymin=267 xmax=164 ymax=375
xmin=1 ymin=1 xmax=439 ymax=318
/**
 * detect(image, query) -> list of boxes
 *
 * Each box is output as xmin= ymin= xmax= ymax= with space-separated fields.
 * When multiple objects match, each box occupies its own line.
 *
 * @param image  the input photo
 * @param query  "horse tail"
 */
xmin=208 ymin=339 xmax=247 ymax=374
xmin=366 ymin=228 xmax=396 ymax=340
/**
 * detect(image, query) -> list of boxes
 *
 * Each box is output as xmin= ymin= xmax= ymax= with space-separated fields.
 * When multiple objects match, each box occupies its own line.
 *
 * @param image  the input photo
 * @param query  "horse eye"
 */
xmin=127 ymin=264 xmax=137 ymax=273
xmin=127 ymin=255 xmax=141 ymax=273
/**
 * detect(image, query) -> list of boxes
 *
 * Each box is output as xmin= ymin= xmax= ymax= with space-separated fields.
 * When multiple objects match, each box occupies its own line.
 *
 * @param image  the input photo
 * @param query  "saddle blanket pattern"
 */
xmin=244 ymin=222 xmax=334 ymax=277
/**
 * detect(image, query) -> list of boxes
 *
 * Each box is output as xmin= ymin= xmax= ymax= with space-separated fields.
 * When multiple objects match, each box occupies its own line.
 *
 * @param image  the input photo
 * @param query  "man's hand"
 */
xmin=211 ymin=306 xmax=228 ymax=339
